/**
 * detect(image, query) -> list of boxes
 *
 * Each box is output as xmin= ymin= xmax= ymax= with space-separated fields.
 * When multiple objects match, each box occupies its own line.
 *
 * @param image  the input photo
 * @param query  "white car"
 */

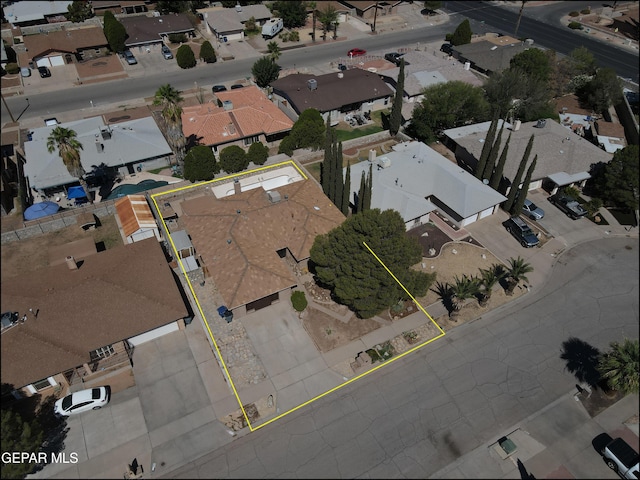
xmin=54 ymin=386 xmax=111 ymax=417
xmin=522 ymin=199 xmax=545 ymax=220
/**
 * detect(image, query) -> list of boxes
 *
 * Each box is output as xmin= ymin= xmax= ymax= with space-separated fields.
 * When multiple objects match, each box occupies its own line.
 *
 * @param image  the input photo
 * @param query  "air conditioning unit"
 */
xmin=307 ymin=79 xmax=317 ymax=91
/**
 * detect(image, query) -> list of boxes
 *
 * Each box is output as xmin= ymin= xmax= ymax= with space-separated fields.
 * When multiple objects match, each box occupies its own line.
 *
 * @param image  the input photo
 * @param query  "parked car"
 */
xmin=504 ymin=216 xmax=539 ymax=248
xmin=1 ymin=311 xmax=19 ymax=330
xmin=384 ymin=52 xmax=405 ymax=66
xmin=161 ymin=45 xmax=173 ymax=59
xmin=601 ymin=437 xmax=639 ymax=479
xmin=212 ymin=85 xmax=227 ymax=93
xmin=20 ymin=67 xmax=31 ymax=77
xmin=230 ymin=84 xmax=244 ymax=89
xmin=521 ymin=198 xmax=545 ymax=220
xmin=38 ymin=66 xmax=51 ymax=78
xmin=54 ymin=386 xmax=111 ymax=417
xmin=440 ymin=43 xmax=453 ymax=55
xmin=348 ymin=48 xmax=366 ymax=57
xmin=549 ymin=193 xmax=587 ymax=219
xmin=123 ymin=50 xmax=137 ymax=65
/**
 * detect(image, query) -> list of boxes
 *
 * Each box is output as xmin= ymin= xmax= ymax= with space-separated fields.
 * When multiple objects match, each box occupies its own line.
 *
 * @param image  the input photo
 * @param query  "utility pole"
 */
xmin=1 ymin=93 xmax=16 ymax=123
xmin=372 ymin=1 xmax=379 ymax=32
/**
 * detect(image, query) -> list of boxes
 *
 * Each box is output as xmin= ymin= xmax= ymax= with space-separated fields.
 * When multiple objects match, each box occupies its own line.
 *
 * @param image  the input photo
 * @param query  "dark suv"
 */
xmin=384 ymin=52 xmax=405 ymax=66
xmin=504 ymin=216 xmax=539 ymax=248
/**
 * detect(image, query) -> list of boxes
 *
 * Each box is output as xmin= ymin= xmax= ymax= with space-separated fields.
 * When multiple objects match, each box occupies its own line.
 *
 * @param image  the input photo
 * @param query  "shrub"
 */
xmin=562 ymin=185 xmax=581 ymax=199
xmin=183 ymin=145 xmax=219 ymax=182
xmin=247 ymin=141 xmax=269 ymax=165
xmin=219 ymin=145 xmax=248 ymax=173
xmin=176 ymin=44 xmax=196 ymax=69
xmin=278 ymin=135 xmax=295 ymax=156
xmin=289 ymin=31 xmax=299 ymax=42
xmin=291 ymin=290 xmax=307 ymax=312
xmin=169 ymin=33 xmax=187 ymax=44
xmin=569 ymin=11 xmax=580 ymax=17
xmin=199 ymin=40 xmax=216 ymax=63
xmin=5 ymin=62 xmax=19 ymax=74
xmin=585 ymin=198 xmax=603 ymax=217
xmin=568 ymin=21 xmax=583 ymax=30
xmin=580 ymin=8 xmax=591 ymax=14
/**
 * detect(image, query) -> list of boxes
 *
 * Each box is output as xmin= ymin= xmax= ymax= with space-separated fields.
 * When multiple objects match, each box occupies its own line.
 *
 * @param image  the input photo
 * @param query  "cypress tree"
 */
xmin=503 ymin=134 xmax=534 ymax=212
xmin=333 ymin=138 xmax=343 ymax=208
xmin=510 ymin=155 xmax=537 ymax=216
xmin=327 ymin=130 xmax=336 ymax=202
xmin=342 ymin=159 xmax=351 ymax=216
xmin=362 ymin=163 xmax=373 ymax=211
xmin=489 ymin=132 xmax=511 ymax=191
xmin=482 ymin=119 xmax=505 ymax=181
xmin=321 ymin=115 xmax=332 ymax=195
xmin=389 ymin=59 xmax=405 ymax=136
xmin=357 ymin=171 xmax=366 ymax=213
xmin=475 ymin=113 xmax=498 ymax=179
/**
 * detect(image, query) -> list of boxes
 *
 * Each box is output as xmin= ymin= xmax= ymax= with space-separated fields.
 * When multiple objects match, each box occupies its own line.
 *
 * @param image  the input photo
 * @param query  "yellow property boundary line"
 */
xmin=150 ymin=160 xmax=446 ymax=432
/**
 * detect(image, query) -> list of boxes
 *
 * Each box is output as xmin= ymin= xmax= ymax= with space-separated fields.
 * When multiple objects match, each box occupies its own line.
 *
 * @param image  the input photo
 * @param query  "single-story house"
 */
xmin=199 ymin=4 xmax=272 ymax=42
xmin=594 ymin=121 xmax=627 ymax=153
xmin=22 ymin=25 xmax=109 ymax=68
xmin=346 ymin=141 xmax=507 ymax=230
xmin=120 ymin=13 xmax=195 ymax=48
xmin=115 ymin=194 xmax=161 ymax=244
xmin=23 ymin=115 xmax=172 ymax=198
xmin=452 ymin=35 xmax=534 ymax=75
xmin=90 ymin=0 xmax=151 ymax=16
xmin=182 ymin=86 xmax=293 ymax=153
xmin=313 ymin=2 xmax=352 ymax=24
xmin=1 ymin=237 xmax=190 ymax=398
xmin=3 ymin=1 xmax=72 ymax=27
xmin=443 ymin=118 xmax=613 ymax=194
xmin=177 ymin=163 xmax=345 ymax=316
xmin=271 ymin=68 xmax=394 ymax=123
xmin=337 ymin=1 xmax=411 ymax=21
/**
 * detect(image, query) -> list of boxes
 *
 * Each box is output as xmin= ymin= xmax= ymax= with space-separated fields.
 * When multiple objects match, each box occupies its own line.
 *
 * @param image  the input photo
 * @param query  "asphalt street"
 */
xmin=165 ymin=236 xmax=639 ymax=478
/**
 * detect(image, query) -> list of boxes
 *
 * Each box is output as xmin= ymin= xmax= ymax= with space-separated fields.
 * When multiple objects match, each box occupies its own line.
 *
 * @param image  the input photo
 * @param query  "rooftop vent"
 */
xmin=536 ymin=119 xmax=547 ymax=128
xmin=235 ymin=2 xmax=242 ymax=12
xmin=100 ymin=127 xmax=111 ymax=140
xmin=222 ymin=100 xmax=233 ymax=110
xmin=95 ymin=137 xmax=104 ymax=153
xmin=307 ymin=79 xmax=317 ymax=91
xmin=267 ymin=190 xmax=281 ymax=203
xmin=66 ymin=256 xmax=78 ymax=270
xmin=378 ymin=157 xmax=391 ymax=169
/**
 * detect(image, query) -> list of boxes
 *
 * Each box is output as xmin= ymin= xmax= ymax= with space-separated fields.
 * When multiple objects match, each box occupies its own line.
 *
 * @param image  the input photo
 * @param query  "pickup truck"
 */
xmin=602 ymin=437 xmax=640 ymax=479
xmin=549 ymin=193 xmax=587 ymax=219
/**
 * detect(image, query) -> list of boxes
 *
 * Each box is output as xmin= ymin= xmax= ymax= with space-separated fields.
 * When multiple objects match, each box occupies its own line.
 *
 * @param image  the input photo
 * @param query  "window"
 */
xmin=90 ymin=345 xmax=115 ymax=361
xmin=243 ymin=135 xmax=259 ymax=146
xmin=33 ymin=378 xmax=53 ymax=391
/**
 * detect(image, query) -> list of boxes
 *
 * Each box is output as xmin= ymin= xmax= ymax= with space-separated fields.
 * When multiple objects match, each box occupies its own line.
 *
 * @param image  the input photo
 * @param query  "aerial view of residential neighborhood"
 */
xmin=1 ymin=0 xmax=639 ymax=478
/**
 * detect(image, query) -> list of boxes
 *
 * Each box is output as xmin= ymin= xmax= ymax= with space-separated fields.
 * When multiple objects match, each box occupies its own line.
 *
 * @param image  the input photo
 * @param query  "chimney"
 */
xmin=66 ymin=256 xmax=78 ymax=270
xmin=233 ymin=179 xmax=241 ymax=194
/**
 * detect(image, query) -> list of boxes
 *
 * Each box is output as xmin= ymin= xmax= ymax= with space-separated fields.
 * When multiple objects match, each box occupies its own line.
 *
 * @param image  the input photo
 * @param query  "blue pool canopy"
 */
xmin=67 ymin=186 xmax=87 ymax=199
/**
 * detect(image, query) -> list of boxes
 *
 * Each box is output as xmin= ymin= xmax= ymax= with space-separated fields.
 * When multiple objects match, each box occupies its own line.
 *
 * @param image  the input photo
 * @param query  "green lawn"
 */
xmin=336 ymin=125 xmax=384 ymax=142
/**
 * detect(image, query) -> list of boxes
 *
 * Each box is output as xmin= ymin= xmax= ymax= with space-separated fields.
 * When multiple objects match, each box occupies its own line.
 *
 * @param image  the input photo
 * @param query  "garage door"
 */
xmin=50 ymin=55 xmax=64 ymax=67
xmin=36 ymin=58 xmax=51 ymax=67
xmin=128 ymin=321 xmax=180 ymax=346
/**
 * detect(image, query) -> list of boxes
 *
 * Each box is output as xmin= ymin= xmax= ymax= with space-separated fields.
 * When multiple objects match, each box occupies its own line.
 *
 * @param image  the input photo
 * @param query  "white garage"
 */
xmin=36 ymin=55 xmax=65 ymax=67
xmin=127 ymin=321 xmax=180 ymax=346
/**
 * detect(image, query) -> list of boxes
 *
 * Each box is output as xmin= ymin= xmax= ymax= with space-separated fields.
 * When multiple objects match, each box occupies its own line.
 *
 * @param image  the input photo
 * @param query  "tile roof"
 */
xmin=115 ymin=194 xmax=157 ymax=238
xmin=22 ymin=26 xmax=108 ymax=59
xmin=120 ymin=14 xmax=195 ymax=45
xmin=179 ymin=168 xmax=344 ymax=309
xmin=271 ymin=68 xmax=394 ymax=114
xmin=24 ymin=116 xmax=172 ymax=190
xmin=1 ymin=237 xmax=189 ymax=389
xmin=181 ymin=86 xmax=293 ymax=147
xmin=444 ymin=119 xmax=612 ymax=184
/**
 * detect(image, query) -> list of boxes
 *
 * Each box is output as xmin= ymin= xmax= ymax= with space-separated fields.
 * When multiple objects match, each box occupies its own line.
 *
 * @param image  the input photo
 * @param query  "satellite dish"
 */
xmin=483 ymin=179 xmax=489 ymax=185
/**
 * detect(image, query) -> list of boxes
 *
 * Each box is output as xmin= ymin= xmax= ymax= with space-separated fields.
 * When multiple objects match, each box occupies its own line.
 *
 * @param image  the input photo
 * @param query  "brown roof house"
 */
xmin=452 ymin=35 xmax=534 ymax=75
xmin=198 ymin=4 xmax=272 ymax=42
xmin=182 ymin=86 xmax=293 ymax=154
xmin=90 ymin=0 xmax=152 ymax=16
xmin=271 ymin=68 xmax=394 ymax=123
xmin=1 ymin=237 xmax=190 ymax=398
xmin=120 ymin=13 xmax=195 ymax=47
xmin=22 ymin=25 xmax=109 ymax=68
xmin=115 ymin=194 xmax=161 ymax=243
xmin=177 ymin=163 xmax=345 ymax=316
xmin=337 ymin=1 xmax=411 ymax=21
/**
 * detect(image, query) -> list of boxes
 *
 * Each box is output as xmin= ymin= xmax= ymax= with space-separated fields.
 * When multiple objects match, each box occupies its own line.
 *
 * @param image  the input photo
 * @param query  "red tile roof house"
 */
xmin=175 ymin=164 xmax=345 ymax=317
xmin=270 ymin=68 xmax=394 ymax=123
xmin=22 ymin=25 xmax=109 ymax=69
xmin=1 ymin=237 xmax=191 ymax=399
xmin=181 ymin=85 xmax=294 ymax=154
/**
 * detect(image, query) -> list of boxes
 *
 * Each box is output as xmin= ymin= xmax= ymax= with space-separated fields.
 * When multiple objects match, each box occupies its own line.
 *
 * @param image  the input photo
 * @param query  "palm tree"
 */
xmin=318 ymin=5 xmax=338 ymax=41
xmin=267 ymin=41 xmax=281 ymax=62
xmin=598 ymin=338 xmax=639 ymax=395
xmin=477 ymin=263 xmax=506 ymax=306
xmin=307 ymin=1 xmax=317 ymax=42
xmin=153 ymin=84 xmax=186 ymax=168
xmin=449 ymin=274 xmax=480 ymax=320
xmin=46 ymin=126 xmax=92 ymax=203
xmin=504 ymin=256 xmax=533 ymax=295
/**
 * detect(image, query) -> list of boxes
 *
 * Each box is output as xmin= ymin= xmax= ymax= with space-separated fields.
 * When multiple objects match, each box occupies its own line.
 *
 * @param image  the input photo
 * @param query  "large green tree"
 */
xmin=280 ymin=108 xmax=325 ymax=155
xmin=272 ymin=1 xmax=307 ymax=28
xmin=482 ymin=119 xmax=506 ymax=181
xmin=156 ymin=1 xmax=189 ymax=14
xmin=103 ymin=11 xmax=126 ymax=53
xmin=600 ymin=145 xmax=639 ymax=211
xmin=407 ymin=81 xmax=490 ymax=143
xmin=67 ymin=0 xmax=94 ymax=22
xmin=176 ymin=44 xmax=196 ymax=69
xmin=251 ymin=56 xmax=281 ymax=88
xmin=47 ymin=126 xmax=92 ymax=202
xmin=424 ymin=1 xmax=442 ymax=14
xmin=449 ymin=19 xmax=472 ymax=46
xmin=503 ymin=134 xmax=534 ymax=212
xmin=342 ymin=159 xmax=351 ymax=216
xmin=598 ymin=338 xmax=639 ymax=395
xmin=1 ymin=408 xmax=44 ymax=479
xmin=510 ymin=48 xmax=552 ymax=83
xmin=199 ymin=41 xmax=216 ymax=63
xmin=219 ymin=145 xmax=248 ymax=173
xmin=247 ymin=141 xmax=269 ymax=165
xmin=475 ymin=112 xmax=499 ymax=179
xmin=153 ymin=84 xmax=186 ymax=167
xmin=310 ymin=209 xmax=436 ymax=318
xmin=183 ymin=145 xmax=219 ymax=182
xmin=389 ymin=58 xmax=405 ymax=136
xmin=489 ymin=132 xmax=511 ymax=191
xmin=578 ymin=67 xmax=623 ymax=115
xmin=510 ymin=155 xmax=537 ymax=216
